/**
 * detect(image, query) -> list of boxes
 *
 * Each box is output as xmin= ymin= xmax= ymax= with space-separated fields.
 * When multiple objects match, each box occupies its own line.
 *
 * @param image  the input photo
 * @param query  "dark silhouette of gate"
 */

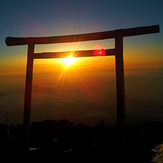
xmin=5 ymin=24 xmax=160 ymax=162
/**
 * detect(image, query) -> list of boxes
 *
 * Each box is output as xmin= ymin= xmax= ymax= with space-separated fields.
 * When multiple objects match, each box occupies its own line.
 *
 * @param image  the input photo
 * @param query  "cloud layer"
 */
xmin=0 ymin=66 xmax=163 ymax=126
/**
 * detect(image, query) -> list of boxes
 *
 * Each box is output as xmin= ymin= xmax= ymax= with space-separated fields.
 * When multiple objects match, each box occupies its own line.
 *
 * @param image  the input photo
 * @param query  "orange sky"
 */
xmin=1 ymin=46 xmax=162 ymax=76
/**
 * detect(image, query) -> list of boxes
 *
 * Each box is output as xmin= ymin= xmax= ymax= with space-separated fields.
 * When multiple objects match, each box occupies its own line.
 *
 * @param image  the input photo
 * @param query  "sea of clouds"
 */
xmin=0 ymin=66 xmax=163 ymax=126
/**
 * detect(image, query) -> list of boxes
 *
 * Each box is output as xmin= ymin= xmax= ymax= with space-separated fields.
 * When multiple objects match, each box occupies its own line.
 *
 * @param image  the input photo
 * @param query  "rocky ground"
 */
xmin=0 ymin=120 xmax=163 ymax=162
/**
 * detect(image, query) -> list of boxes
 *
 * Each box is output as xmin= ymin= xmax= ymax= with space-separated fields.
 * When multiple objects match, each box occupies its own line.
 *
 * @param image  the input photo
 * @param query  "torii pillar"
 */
xmin=115 ymin=35 xmax=126 ymax=162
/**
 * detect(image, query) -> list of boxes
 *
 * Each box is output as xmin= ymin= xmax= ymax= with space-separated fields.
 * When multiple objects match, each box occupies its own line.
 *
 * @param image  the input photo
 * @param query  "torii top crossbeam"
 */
xmin=6 ymin=25 xmax=159 ymax=46
xmin=5 ymin=25 xmax=160 ymax=162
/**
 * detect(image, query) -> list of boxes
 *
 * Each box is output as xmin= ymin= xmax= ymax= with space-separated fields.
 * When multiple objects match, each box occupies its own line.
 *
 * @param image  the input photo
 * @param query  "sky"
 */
xmin=0 ymin=0 xmax=163 ymax=126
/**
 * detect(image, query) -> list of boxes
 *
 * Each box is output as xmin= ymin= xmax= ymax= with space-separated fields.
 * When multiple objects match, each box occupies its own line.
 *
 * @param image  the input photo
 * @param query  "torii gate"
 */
xmin=5 ymin=24 xmax=159 ymax=162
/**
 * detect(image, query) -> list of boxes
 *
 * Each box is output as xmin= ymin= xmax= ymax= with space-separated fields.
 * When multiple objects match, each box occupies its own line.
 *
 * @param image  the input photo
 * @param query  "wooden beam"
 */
xmin=34 ymin=49 xmax=115 ymax=59
xmin=115 ymin=36 xmax=126 ymax=163
xmin=23 ymin=44 xmax=34 ymax=155
xmin=5 ymin=25 xmax=159 ymax=46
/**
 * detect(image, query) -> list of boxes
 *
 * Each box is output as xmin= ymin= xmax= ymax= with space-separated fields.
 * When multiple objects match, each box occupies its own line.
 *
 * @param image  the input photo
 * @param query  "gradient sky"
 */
xmin=0 ymin=0 xmax=163 ymax=126
xmin=0 ymin=0 xmax=163 ymax=72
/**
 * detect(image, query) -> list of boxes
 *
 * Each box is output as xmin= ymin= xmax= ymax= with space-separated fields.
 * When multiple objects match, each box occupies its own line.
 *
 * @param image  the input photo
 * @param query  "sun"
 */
xmin=61 ymin=55 xmax=77 ymax=67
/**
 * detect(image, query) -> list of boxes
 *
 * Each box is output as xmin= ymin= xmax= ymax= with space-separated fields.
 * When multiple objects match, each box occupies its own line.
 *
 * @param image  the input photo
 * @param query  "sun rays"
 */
xmin=61 ymin=55 xmax=77 ymax=67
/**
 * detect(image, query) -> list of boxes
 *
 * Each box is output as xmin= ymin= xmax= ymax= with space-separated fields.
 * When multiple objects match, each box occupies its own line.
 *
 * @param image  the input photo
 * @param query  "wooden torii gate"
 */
xmin=5 ymin=24 xmax=159 ymax=162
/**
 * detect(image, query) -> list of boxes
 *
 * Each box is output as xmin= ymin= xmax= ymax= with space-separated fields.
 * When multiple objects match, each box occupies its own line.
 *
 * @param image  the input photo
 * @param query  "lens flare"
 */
xmin=61 ymin=55 xmax=77 ymax=67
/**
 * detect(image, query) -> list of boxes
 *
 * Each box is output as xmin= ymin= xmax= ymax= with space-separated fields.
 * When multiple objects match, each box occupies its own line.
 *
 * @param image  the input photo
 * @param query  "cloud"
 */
xmin=0 ymin=92 xmax=8 ymax=97
xmin=1 ymin=66 xmax=163 ymax=126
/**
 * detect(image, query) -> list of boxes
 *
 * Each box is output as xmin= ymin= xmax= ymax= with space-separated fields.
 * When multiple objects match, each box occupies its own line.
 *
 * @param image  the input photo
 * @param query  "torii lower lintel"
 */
xmin=5 ymin=24 xmax=160 ymax=162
